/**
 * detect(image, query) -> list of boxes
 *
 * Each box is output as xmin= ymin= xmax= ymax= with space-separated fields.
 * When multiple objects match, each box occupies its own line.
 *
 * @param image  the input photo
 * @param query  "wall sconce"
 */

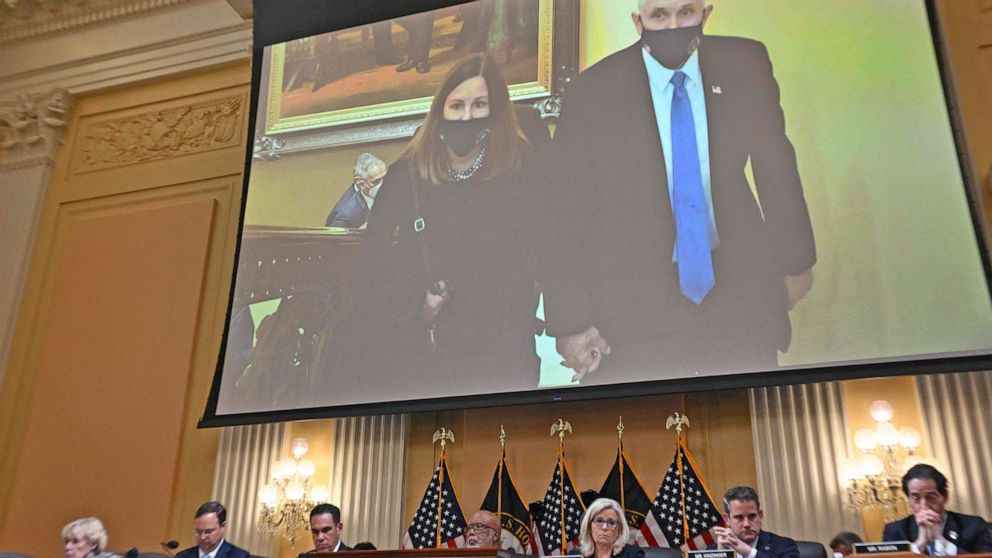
xmin=845 ymin=400 xmax=923 ymax=520
xmin=258 ymin=437 xmax=329 ymax=545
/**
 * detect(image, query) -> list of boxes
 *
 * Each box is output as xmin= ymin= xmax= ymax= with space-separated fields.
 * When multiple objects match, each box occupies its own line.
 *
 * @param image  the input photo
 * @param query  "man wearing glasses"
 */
xmin=465 ymin=510 xmax=501 ymax=548
xmin=176 ymin=502 xmax=249 ymax=558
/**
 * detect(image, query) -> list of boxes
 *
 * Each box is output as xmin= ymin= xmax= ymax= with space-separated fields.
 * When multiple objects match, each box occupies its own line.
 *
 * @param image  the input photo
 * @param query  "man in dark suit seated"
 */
xmin=299 ymin=503 xmax=351 ymax=556
xmin=710 ymin=486 xmax=799 ymax=558
xmin=326 ymin=153 xmax=388 ymax=229
xmin=176 ymin=502 xmax=249 ymax=558
xmin=882 ymin=463 xmax=992 ymax=555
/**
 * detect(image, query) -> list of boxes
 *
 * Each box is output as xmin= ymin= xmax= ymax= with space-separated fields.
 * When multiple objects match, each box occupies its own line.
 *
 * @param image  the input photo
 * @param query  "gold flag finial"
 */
xmin=499 ymin=425 xmax=507 ymax=449
xmin=432 ymin=427 xmax=455 ymax=450
xmin=666 ymin=412 xmax=690 ymax=437
xmin=550 ymin=418 xmax=572 ymax=442
xmin=617 ymin=416 xmax=625 ymax=439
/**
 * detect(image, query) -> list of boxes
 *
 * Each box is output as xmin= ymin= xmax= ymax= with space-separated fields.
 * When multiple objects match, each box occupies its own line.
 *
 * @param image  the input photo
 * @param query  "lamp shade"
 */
xmin=854 ymin=428 xmax=878 ymax=451
xmin=876 ymin=421 xmax=900 ymax=447
xmin=285 ymin=481 xmax=305 ymax=501
xmin=259 ymin=484 xmax=278 ymax=506
xmin=858 ymin=455 xmax=884 ymax=477
xmin=899 ymin=427 xmax=922 ymax=450
xmin=870 ymin=400 xmax=894 ymax=422
xmin=290 ymin=437 xmax=309 ymax=458
xmin=311 ymin=485 xmax=330 ymax=503
xmin=297 ymin=459 xmax=316 ymax=479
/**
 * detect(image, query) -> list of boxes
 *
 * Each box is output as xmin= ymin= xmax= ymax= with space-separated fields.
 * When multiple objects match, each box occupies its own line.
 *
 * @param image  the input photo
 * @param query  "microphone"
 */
xmin=161 ymin=540 xmax=179 ymax=557
xmin=122 ymin=548 xmax=139 ymax=558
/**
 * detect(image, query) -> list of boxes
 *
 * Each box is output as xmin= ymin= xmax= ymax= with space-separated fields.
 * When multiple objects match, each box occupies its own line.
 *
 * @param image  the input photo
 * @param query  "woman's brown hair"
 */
xmin=402 ymin=53 xmax=527 ymax=185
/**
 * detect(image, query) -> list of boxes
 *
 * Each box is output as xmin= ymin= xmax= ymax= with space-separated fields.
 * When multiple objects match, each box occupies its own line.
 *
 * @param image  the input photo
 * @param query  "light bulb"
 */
xmin=876 ymin=422 xmax=899 ymax=447
xmin=858 ymin=455 xmax=884 ymax=477
xmin=854 ymin=428 xmax=878 ymax=452
xmin=899 ymin=427 xmax=922 ymax=450
xmin=298 ymin=459 xmax=316 ymax=479
xmin=310 ymin=485 xmax=330 ymax=503
xmin=259 ymin=484 xmax=278 ymax=506
xmin=286 ymin=481 xmax=305 ymax=501
xmin=276 ymin=458 xmax=297 ymax=480
xmin=870 ymin=400 xmax=894 ymax=423
xmin=290 ymin=437 xmax=309 ymax=458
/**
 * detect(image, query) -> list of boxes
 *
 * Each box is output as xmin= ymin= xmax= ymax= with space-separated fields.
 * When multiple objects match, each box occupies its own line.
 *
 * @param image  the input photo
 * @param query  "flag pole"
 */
xmin=551 ymin=418 xmax=573 ymax=556
xmin=432 ymin=427 xmax=454 ymax=548
xmin=498 ymin=425 xmax=506 ymax=530
xmin=666 ymin=413 xmax=691 ymax=557
xmin=617 ymin=417 xmax=626 ymax=520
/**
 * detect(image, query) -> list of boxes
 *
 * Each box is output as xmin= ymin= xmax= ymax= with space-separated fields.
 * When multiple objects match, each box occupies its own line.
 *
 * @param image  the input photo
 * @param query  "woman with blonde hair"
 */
xmin=62 ymin=517 xmax=118 ymax=558
xmin=579 ymin=499 xmax=644 ymax=558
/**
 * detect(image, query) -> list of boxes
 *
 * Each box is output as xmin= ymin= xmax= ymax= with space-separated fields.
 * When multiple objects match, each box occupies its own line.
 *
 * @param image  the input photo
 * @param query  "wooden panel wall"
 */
xmin=0 ymin=61 xmax=250 ymax=556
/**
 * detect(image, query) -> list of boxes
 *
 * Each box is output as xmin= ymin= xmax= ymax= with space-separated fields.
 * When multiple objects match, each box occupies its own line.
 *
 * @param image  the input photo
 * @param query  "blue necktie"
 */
xmin=670 ymin=70 xmax=714 ymax=304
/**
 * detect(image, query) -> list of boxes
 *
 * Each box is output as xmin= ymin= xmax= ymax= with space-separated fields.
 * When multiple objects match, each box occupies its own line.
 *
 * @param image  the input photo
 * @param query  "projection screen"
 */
xmin=201 ymin=0 xmax=992 ymax=424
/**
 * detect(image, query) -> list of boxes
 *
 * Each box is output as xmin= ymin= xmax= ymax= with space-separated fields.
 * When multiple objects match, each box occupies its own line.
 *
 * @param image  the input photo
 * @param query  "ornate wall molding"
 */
xmin=0 ymin=88 xmax=71 ymax=167
xmin=76 ymin=92 xmax=245 ymax=172
xmin=0 ymin=0 xmax=196 ymax=44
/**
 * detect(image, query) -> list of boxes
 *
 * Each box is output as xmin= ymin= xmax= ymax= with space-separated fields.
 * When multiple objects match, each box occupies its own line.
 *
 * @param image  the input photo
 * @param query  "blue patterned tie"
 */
xmin=670 ymin=70 xmax=714 ymax=304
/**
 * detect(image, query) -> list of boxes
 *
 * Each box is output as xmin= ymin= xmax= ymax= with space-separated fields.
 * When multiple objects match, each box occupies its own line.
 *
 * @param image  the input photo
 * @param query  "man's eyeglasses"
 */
xmin=466 ymin=523 xmax=497 ymax=533
xmin=591 ymin=518 xmax=620 ymax=529
xmin=194 ymin=527 xmax=219 ymax=537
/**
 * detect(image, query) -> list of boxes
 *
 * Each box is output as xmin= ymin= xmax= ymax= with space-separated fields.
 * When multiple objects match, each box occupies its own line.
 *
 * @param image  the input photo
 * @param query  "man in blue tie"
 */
xmin=544 ymin=0 xmax=816 ymax=382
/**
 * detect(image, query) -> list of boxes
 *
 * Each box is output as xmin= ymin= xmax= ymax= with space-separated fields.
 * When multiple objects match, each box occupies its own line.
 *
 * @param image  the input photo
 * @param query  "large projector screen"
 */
xmin=202 ymin=0 xmax=992 ymax=424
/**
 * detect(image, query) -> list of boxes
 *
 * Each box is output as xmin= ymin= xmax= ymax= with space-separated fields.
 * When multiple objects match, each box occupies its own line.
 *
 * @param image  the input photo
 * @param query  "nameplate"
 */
xmin=854 ymin=542 xmax=912 ymax=554
xmin=689 ymin=550 xmax=734 ymax=558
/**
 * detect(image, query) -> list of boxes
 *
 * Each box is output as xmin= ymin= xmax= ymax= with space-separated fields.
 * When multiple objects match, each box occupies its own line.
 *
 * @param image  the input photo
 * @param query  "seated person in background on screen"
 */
xmin=299 ymin=504 xmax=350 ymax=556
xmin=465 ymin=510 xmax=501 ymax=548
xmin=710 ymin=486 xmax=799 ymax=558
xmin=353 ymin=53 xmax=544 ymax=388
xmin=543 ymin=0 xmax=816 ymax=383
xmin=829 ymin=531 xmax=863 ymax=558
xmin=326 ymin=152 xmax=388 ymax=229
xmin=177 ymin=502 xmax=249 ymax=558
xmin=883 ymin=464 xmax=992 ymax=555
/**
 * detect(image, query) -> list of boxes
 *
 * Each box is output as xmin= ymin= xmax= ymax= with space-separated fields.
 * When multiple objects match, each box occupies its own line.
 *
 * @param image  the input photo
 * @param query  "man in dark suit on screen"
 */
xmin=299 ymin=503 xmax=351 ymax=556
xmin=176 ymin=502 xmax=249 ymax=558
xmin=709 ymin=486 xmax=798 ymax=558
xmin=543 ymin=0 xmax=816 ymax=382
xmin=883 ymin=464 xmax=992 ymax=555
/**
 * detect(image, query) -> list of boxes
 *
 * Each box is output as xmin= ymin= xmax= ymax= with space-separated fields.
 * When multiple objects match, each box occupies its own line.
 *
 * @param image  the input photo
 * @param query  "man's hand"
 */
xmin=785 ymin=268 xmax=813 ymax=309
xmin=713 ymin=527 xmax=753 ymax=557
xmin=556 ymin=326 xmax=611 ymax=382
xmin=422 ymin=280 xmax=448 ymax=322
xmin=913 ymin=508 xmax=942 ymax=549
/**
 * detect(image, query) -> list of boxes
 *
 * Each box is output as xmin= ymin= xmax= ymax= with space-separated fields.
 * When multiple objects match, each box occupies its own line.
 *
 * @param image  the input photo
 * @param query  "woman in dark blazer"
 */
xmin=579 ymin=498 xmax=646 ymax=558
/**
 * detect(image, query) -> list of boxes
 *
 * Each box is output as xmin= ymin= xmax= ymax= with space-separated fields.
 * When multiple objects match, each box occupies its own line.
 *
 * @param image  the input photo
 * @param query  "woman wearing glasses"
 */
xmin=579 ymin=499 xmax=645 ymax=558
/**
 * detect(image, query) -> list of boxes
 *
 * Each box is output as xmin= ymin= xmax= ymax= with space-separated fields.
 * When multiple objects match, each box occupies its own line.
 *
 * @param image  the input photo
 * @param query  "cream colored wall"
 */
xmin=0 ymin=61 xmax=250 ymax=556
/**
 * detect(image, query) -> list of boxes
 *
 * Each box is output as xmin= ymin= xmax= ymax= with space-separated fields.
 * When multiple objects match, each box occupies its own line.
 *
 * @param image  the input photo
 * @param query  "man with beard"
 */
xmin=544 ymin=0 xmax=816 ymax=383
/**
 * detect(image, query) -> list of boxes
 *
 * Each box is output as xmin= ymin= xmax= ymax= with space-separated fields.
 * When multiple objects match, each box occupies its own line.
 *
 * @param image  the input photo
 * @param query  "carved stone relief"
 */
xmin=78 ymin=93 xmax=245 ymax=172
xmin=0 ymin=0 xmax=192 ymax=43
xmin=0 ymin=88 xmax=71 ymax=167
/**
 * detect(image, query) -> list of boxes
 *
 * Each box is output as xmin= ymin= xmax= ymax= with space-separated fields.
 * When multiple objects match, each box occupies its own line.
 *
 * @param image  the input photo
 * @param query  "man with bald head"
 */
xmin=465 ymin=510 xmax=501 ymax=548
xmin=545 ymin=0 xmax=815 ymax=382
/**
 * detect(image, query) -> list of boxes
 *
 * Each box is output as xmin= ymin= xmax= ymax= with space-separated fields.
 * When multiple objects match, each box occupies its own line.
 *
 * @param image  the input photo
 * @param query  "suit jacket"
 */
xmin=882 ymin=511 xmax=992 ymax=554
xmin=543 ymin=37 xmax=816 ymax=378
xmin=326 ymin=185 xmax=370 ymax=228
xmin=614 ymin=544 xmax=646 ymax=558
xmin=175 ymin=540 xmax=249 ymax=558
xmin=707 ymin=530 xmax=800 ymax=558
xmin=297 ymin=541 xmax=351 ymax=557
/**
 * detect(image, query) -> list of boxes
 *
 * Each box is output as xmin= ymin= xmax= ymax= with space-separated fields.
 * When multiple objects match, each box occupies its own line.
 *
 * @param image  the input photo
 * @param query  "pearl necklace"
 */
xmin=447 ymin=147 xmax=487 ymax=181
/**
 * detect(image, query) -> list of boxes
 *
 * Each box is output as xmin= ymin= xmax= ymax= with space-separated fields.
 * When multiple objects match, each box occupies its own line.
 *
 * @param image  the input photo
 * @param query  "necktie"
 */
xmin=670 ymin=70 xmax=714 ymax=304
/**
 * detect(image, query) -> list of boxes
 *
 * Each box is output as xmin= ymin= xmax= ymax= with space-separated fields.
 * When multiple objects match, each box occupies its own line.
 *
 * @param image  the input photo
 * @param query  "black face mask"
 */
xmin=438 ymin=117 xmax=490 ymax=157
xmin=641 ymin=23 xmax=702 ymax=69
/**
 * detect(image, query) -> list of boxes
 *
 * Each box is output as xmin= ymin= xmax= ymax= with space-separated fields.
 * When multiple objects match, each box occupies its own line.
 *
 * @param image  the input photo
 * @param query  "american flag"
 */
xmin=402 ymin=455 xmax=468 ymax=549
xmin=533 ymin=457 xmax=585 ymax=555
xmin=635 ymin=439 xmax=724 ymax=550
